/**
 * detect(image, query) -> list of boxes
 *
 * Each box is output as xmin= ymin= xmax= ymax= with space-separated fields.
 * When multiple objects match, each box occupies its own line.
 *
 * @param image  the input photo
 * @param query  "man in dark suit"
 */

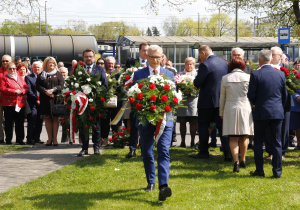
xmin=25 ymin=61 xmax=44 ymax=145
xmin=77 ymin=49 xmax=108 ymax=157
xmin=190 ymin=45 xmax=231 ymax=160
xmin=247 ymin=49 xmax=287 ymax=178
xmin=133 ymin=45 xmax=173 ymax=201
xmin=126 ymin=42 xmax=150 ymax=159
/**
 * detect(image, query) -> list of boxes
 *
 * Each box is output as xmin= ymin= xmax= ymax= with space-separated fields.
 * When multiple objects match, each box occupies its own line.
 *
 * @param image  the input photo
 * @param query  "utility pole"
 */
xmin=39 ymin=9 xmax=41 ymax=35
xmin=198 ymin=13 xmax=200 ymax=36
xmin=218 ymin=8 xmax=221 ymax=37
xmin=45 ymin=1 xmax=48 ymax=35
xmin=235 ymin=0 xmax=238 ymax=42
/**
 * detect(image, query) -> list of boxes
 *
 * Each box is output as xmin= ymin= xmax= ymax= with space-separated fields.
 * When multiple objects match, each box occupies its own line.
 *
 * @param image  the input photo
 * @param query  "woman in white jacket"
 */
xmin=219 ymin=57 xmax=254 ymax=172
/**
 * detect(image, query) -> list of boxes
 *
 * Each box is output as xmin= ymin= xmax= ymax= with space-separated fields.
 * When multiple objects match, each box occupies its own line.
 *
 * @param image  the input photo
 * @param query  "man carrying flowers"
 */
xmin=131 ymin=45 xmax=177 ymax=201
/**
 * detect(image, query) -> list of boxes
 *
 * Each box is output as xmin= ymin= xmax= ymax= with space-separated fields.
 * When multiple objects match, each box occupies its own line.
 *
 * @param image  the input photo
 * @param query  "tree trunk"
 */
xmin=293 ymin=0 xmax=300 ymax=24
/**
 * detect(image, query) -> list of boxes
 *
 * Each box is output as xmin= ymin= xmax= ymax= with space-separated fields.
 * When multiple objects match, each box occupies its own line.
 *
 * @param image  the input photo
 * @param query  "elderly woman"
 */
xmin=176 ymin=57 xmax=198 ymax=148
xmin=0 ymin=62 xmax=29 ymax=145
xmin=36 ymin=57 xmax=64 ymax=146
xmin=219 ymin=57 xmax=254 ymax=172
xmin=291 ymin=59 xmax=300 ymax=150
xmin=17 ymin=63 xmax=29 ymax=79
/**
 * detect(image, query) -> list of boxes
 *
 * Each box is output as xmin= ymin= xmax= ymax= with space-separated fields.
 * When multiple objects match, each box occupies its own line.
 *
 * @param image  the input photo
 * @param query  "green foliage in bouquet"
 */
xmin=109 ymin=127 xmax=131 ymax=148
xmin=127 ymin=74 xmax=183 ymax=126
xmin=174 ymin=74 xmax=198 ymax=97
xmin=280 ymin=66 xmax=300 ymax=95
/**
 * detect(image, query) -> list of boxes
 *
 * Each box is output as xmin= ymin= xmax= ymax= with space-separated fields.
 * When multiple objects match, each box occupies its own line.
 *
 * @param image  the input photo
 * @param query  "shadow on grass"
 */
xmin=21 ymin=190 xmax=165 ymax=209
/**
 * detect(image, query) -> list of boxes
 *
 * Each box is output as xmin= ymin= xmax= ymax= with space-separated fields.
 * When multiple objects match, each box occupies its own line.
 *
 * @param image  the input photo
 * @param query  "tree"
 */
xmin=162 ymin=16 xmax=179 ymax=36
xmin=146 ymin=27 xmax=152 ymax=36
xmin=0 ymin=0 xmax=41 ymax=16
xmin=143 ymin=0 xmax=197 ymax=13
xmin=20 ymin=21 xmax=52 ymax=35
xmin=207 ymin=0 xmax=300 ymax=36
xmin=88 ymin=21 xmax=142 ymax=40
xmin=67 ymin=19 xmax=88 ymax=33
xmin=202 ymin=13 xmax=234 ymax=36
xmin=176 ymin=18 xmax=198 ymax=36
xmin=0 ymin=19 xmax=20 ymax=34
xmin=152 ymin=26 xmax=160 ymax=36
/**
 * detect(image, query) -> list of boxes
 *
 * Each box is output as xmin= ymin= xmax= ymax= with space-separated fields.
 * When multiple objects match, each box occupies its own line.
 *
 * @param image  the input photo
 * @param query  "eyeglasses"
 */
xmin=2 ymin=60 xmax=9 ymax=62
xmin=25 ymin=60 xmax=30 ymax=61
xmin=148 ymin=55 xmax=162 ymax=60
xmin=97 ymin=62 xmax=104 ymax=65
xmin=8 ymin=68 xmax=16 ymax=70
xmin=115 ymin=66 xmax=121 ymax=68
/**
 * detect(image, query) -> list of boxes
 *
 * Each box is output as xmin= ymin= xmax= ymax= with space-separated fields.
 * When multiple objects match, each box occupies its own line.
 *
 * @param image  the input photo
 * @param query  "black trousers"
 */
xmin=3 ymin=106 xmax=25 ymax=143
xmin=26 ymin=105 xmax=43 ymax=143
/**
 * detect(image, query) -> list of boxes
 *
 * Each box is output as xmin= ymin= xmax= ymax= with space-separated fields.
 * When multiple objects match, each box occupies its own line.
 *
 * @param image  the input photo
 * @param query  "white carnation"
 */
xmin=89 ymin=98 xmax=93 ymax=102
xmin=62 ymin=88 xmax=69 ymax=93
xmin=127 ymin=83 xmax=141 ymax=97
xmin=174 ymin=90 xmax=183 ymax=102
xmin=71 ymin=82 xmax=74 ymax=86
xmin=74 ymin=78 xmax=76 ymax=80
xmin=74 ymin=83 xmax=79 ymax=88
xmin=81 ymin=85 xmax=92 ymax=95
xmin=78 ymin=71 xmax=82 ymax=75
xmin=98 ymin=81 xmax=102 ymax=85
xmin=87 ymin=78 xmax=91 ymax=82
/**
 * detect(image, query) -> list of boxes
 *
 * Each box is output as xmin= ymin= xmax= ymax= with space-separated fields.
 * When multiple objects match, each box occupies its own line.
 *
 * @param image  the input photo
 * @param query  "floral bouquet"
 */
xmin=61 ymin=61 xmax=112 ymax=142
xmin=127 ymin=74 xmax=183 ymax=128
xmin=109 ymin=127 xmax=131 ymax=148
xmin=174 ymin=74 xmax=198 ymax=97
xmin=279 ymin=66 xmax=300 ymax=95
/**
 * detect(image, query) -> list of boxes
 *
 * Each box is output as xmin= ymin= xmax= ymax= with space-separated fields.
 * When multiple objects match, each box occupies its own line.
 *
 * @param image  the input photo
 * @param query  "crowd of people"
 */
xmin=0 ymin=43 xmax=299 ymax=201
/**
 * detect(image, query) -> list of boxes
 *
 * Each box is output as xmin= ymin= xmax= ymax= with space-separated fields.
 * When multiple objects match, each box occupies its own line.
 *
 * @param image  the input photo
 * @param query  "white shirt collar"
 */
xmin=139 ymin=57 xmax=147 ymax=66
xmin=149 ymin=65 xmax=161 ymax=75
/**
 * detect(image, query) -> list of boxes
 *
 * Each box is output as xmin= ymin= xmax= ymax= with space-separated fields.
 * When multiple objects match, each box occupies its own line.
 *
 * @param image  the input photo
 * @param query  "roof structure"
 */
xmin=117 ymin=36 xmax=300 ymax=48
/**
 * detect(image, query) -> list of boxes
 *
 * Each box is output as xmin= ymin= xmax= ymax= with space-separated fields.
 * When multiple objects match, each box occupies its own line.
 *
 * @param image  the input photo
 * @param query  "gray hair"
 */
xmin=57 ymin=62 xmax=64 ymax=68
xmin=105 ymin=56 xmax=116 ymax=64
xmin=231 ymin=47 xmax=245 ymax=56
xmin=271 ymin=46 xmax=283 ymax=55
xmin=259 ymin=49 xmax=272 ymax=62
xmin=147 ymin=45 xmax=163 ymax=54
xmin=2 ymin=54 xmax=12 ymax=60
xmin=32 ymin=60 xmax=43 ymax=67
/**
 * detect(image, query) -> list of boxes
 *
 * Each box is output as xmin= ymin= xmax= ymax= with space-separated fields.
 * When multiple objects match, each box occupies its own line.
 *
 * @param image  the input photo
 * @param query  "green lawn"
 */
xmin=0 ymin=147 xmax=300 ymax=209
xmin=0 ymin=145 xmax=29 ymax=154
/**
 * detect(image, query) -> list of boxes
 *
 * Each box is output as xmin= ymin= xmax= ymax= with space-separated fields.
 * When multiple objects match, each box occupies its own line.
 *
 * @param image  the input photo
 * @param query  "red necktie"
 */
xmin=153 ymin=69 xmax=157 ymax=75
xmin=87 ymin=66 xmax=91 ymax=74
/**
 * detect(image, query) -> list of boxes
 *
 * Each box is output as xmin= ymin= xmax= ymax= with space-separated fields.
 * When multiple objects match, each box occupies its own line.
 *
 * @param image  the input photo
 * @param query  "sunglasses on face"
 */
xmin=97 ymin=62 xmax=104 ymax=65
xmin=2 ymin=60 xmax=9 ymax=62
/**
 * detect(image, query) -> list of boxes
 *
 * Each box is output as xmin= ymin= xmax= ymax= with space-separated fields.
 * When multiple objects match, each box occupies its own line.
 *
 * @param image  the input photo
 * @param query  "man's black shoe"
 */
xmin=126 ymin=150 xmax=136 ymax=159
xmin=145 ymin=183 xmax=155 ymax=192
xmin=35 ymin=140 xmax=44 ymax=144
xmin=77 ymin=149 xmax=88 ymax=157
xmin=26 ymin=141 xmax=35 ymax=145
xmin=272 ymin=174 xmax=281 ymax=179
xmin=224 ymin=154 xmax=232 ymax=162
xmin=189 ymin=153 xmax=209 ymax=159
xmin=94 ymin=148 xmax=100 ymax=155
xmin=159 ymin=186 xmax=172 ymax=201
xmin=250 ymin=170 xmax=265 ymax=177
xmin=0 ymin=140 xmax=5 ymax=144
xmin=208 ymin=142 xmax=217 ymax=148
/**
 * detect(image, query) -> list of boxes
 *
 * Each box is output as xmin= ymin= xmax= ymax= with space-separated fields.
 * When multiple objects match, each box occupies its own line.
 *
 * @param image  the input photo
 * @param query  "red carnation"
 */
xmin=165 ymin=106 xmax=171 ymax=112
xmin=149 ymin=83 xmax=156 ymax=90
xmin=109 ymin=138 xmax=112 ymax=142
xmin=61 ymin=119 xmax=65 ymax=124
xmin=292 ymin=69 xmax=298 ymax=74
xmin=84 ymin=125 xmax=89 ymax=129
xmin=68 ymin=105 xmax=71 ymax=109
xmin=89 ymin=116 xmax=94 ymax=121
xmin=137 ymin=93 xmax=143 ymax=100
xmin=122 ymin=127 xmax=127 ymax=130
xmin=78 ymin=61 xmax=86 ymax=67
xmin=113 ymin=134 xmax=118 ymax=138
xmin=118 ymin=132 xmax=122 ymax=135
xmin=127 ymin=128 xmax=131 ymax=132
xmin=129 ymin=97 xmax=135 ymax=103
xmin=297 ymin=74 xmax=300 ymax=79
xmin=64 ymin=98 xmax=68 ymax=103
xmin=112 ymin=137 xmax=117 ymax=142
xmin=280 ymin=66 xmax=290 ymax=75
xmin=149 ymin=94 xmax=157 ymax=101
xmin=150 ymin=105 xmax=156 ymax=111
xmin=122 ymin=132 xmax=126 ymax=136
xmin=125 ymin=76 xmax=130 ymax=81
xmin=164 ymin=84 xmax=170 ymax=91
xmin=161 ymin=95 xmax=168 ymax=102
xmin=94 ymin=126 xmax=98 ymax=129
xmin=173 ymin=98 xmax=179 ymax=105
xmin=90 ymin=106 xmax=95 ymax=111
xmin=101 ymin=97 xmax=105 ymax=102
xmin=99 ymin=114 xmax=103 ymax=118
xmin=135 ymin=103 xmax=142 ymax=110
xmin=138 ymin=83 xmax=144 ymax=89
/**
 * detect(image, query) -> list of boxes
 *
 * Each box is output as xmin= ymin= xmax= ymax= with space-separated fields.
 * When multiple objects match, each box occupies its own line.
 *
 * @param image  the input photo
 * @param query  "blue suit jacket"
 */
xmin=194 ymin=54 xmax=228 ymax=108
xmin=133 ymin=67 xmax=175 ymax=128
xmin=247 ymin=65 xmax=287 ymax=120
xmin=25 ymin=73 xmax=39 ymax=109
xmin=89 ymin=64 xmax=108 ymax=89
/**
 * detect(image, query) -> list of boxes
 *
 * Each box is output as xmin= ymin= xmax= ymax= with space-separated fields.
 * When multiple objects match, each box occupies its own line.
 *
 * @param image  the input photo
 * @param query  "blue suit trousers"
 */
xmin=138 ymin=124 xmax=173 ymax=187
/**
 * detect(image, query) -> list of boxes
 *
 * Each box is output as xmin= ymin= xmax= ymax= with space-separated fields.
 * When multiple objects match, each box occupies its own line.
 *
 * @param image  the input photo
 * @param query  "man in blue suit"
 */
xmin=133 ymin=45 xmax=173 ymax=201
xmin=77 ymin=49 xmax=108 ymax=157
xmin=126 ymin=42 xmax=150 ymax=159
xmin=25 ymin=61 xmax=44 ymax=145
xmin=247 ymin=49 xmax=287 ymax=178
xmin=190 ymin=45 xmax=231 ymax=160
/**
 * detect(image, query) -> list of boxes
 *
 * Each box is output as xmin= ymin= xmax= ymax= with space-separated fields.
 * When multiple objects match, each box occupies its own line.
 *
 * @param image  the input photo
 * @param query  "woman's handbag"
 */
xmin=106 ymin=95 xmax=118 ymax=108
xmin=52 ymin=97 xmax=65 ymax=116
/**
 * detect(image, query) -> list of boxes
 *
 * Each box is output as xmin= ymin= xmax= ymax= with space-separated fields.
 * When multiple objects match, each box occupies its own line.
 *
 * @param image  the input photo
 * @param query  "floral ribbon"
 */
xmin=154 ymin=113 xmax=166 ymax=143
